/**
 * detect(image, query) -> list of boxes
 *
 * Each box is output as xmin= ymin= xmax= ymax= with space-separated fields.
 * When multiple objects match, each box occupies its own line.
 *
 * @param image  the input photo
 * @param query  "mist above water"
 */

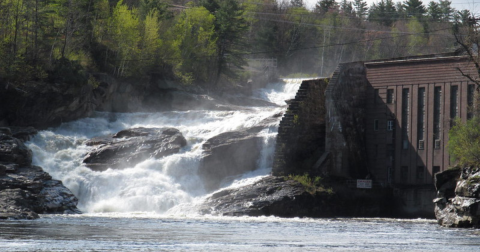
xmin=27 ymin=79 xmax=303 ymax=215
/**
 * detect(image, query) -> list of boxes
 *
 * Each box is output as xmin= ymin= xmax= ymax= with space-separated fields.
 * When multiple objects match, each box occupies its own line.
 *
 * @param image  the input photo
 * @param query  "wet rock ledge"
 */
xmin=199 ymin=176 xmax=393 ymax=218
xmin=434 ymin=166 xmax=480 ymax=228
xmin=0 ymin=127 xmax=80 ymax=219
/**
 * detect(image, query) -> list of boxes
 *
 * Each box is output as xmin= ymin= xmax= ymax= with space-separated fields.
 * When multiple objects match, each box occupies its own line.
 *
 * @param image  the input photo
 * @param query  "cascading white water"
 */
xmin=26 ymin=79 xmax=304 ymax=215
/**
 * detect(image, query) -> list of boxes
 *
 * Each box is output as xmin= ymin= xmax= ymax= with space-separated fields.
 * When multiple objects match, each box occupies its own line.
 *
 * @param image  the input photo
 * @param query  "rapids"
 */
xmin=26 ymin=79 xmax=304 ymax=214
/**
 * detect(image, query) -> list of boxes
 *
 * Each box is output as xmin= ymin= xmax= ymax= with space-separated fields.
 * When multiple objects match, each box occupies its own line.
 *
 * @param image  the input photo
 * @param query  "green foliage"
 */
xmin=285 ymin=173 xmax=334 ymax=194
xmin=169 ymin=6 xmax=216 ymax=84
xmin=0 ymin=0 xmax=467 ymax=89
xmin=448 ymin=117 xmax=480 ymax=167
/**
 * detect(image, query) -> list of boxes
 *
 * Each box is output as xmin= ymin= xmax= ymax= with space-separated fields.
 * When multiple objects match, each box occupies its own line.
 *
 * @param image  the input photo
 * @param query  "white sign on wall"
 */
xmin=357 ymin=179 xmax=372 ymax=189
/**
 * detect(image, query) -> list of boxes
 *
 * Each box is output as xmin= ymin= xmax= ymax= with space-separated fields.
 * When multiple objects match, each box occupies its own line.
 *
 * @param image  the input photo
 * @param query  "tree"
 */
xmin=315 ymin=0 xmax=338 ymax=15
xmin=290 ymin=0 xmax=304 ymax=7
xmin=340 ymin=0 xmax=354 ymax=17
xmin=427 ymin=1 xmax=442 ymax=22
xmin=108 ymin=0 xmax=140 ymax=77
xmin=368 ymin=0 xmax=397 ymax=27
xmin=169 ymin=6 xmax=216 ymax=84
xmin=200 ymin=0 xmax=249 ymax=85
xmin=439 ymin=0 xmax=454 ymax=22
xmin=449 ymin=117 xmax=480 ymax=167
xmin=353 ymin=0 xmax=368 ymax=19
xmin=403 ymin=0 xmax=426 ymax=19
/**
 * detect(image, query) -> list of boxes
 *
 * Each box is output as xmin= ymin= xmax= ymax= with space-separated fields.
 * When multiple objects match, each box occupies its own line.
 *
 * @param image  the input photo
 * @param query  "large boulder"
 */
xmin=434 ymin=166 xmax=480 ymax=228
xmin=199 ymin=176 xmax=318 ymax=217
xmin=83 ymin=127 xmax=187 ymax=171
xmin=0 ymin=128 xmax=32 ymax=166
xmin=199 ymin=131 xmax=263 ymax=192
xmin=198 ymin=176 xmax=392 ymax=218
xmin=0 ymin=127 xmax=80 ymax=219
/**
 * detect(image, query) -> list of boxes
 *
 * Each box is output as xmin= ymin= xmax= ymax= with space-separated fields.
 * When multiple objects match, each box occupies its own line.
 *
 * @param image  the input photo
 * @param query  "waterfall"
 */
xmin=27 ymin=79 xmax=303 ymax=215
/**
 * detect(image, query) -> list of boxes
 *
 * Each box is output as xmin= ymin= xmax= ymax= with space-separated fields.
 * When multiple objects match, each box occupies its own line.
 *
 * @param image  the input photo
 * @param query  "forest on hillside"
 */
xmin=0 ymin=0 xmax=472 ymax=89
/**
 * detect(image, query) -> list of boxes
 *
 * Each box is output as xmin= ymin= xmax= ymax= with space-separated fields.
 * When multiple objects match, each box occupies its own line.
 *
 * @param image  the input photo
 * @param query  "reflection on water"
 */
xmin=1 ymin=215 xmax=480 ymax=251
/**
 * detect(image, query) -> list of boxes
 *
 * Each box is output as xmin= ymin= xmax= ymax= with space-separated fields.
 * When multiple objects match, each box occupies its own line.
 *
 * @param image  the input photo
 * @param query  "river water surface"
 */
xmin=1 ymin=215 xmax=480 ymax=251
xmin=1 ymin=79 xmax=480 ymax=251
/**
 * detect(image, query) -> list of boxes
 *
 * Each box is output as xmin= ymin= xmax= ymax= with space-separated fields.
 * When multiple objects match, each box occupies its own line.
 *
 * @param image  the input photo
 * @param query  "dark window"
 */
xmin=374 ymin=119 xmax=379 ymax=131
xmin=417 ymin=166 xmax=424 ymax=181
xmin=374 ymin=89 xmax=379 ymax=104
xmin=402 ymin=88 xmax=410 ymax=150
xmin=387 ymin=89 xmax=394 ymax=104
xmin=450 ymin=85 xmax=458 ymax=120
xmin=401 ymin=166 xmax=409 ymax=182
xmin=387 ymin=120 xmax=395 ymax=131
xmin=434 ymin=87 xmax=442 ymax=140
xmin=386 ymin=144 xmax=394 ymax=163
xmin=417 ymin=87 xmax=425 ymax=141
xmin=468 ymin=84 xmax=475 ymax=119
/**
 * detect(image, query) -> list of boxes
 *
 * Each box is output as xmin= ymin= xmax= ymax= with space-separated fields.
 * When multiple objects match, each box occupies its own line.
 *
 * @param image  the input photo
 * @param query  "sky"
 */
xmin=302 ymin=0 xmax=480 ymax=15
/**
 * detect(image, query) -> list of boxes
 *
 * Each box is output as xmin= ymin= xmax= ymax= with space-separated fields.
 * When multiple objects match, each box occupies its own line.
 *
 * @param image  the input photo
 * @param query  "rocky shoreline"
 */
xmin=434 ymin=166 xmax=480 ymax=228
xmin=0 ymin=127 xmax=80 ymax=219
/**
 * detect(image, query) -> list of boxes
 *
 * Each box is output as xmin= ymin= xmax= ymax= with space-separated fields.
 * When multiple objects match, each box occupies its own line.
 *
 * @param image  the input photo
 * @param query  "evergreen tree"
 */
xmin=315 ymin=0 xmax=337 ymax=14
xmin=427 ymin=1 xmax=442 ymax=21
xmin=200 ymin=0 xmax=249 ymax=85
xmin=404 ymin=0 xmax=426 ymax=18
xmin=340 ymin=0 xmax=354 ymax=16
xmin=369 ymin=0 xmax=397 ymax=27
xmin=439 ymin=0 xmax=454 ymax=22
xmin=353 ymin=0 xmax=368 ymax=19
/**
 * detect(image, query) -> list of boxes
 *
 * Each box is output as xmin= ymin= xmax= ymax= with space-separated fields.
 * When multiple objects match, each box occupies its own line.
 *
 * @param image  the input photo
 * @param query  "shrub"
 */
xmin=448 ymin=117 xmax=480 ymax=167
xmin=285 ymin=173 xmax=333 ymax=194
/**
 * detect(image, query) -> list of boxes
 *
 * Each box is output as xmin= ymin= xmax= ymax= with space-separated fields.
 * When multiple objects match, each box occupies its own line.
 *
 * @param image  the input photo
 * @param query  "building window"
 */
xmin=417 ymin=166 xmax=424 ymax=182
xmin=401 ymin=166 xmax=409 ymax=182
xmin=468 ymin=84 xmax=475 ymax=119
xmin=374 ymin=119 xmax=379 ymax=131
xmin=450 ymin=85 xmax=459 ymax=120
xmin=387 ymin=120 xmax=395 ymax=131
xmin=417 ymin=87 xmax=425 ymax=141
xmin=402 ymin=88 xmax=410 ymax=150
xmin=387 ymin=89 xmax=394 ymax=104
xmin=434 ymin=87 xmax=442 ymax=141
xmin=386 ymin=144 xmax=394 ymax=163
xmin=374 ymin=89 xmax=379 ymax=104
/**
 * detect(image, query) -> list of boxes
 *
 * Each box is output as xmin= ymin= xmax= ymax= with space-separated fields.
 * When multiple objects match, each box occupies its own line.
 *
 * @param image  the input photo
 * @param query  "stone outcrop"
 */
xmin=272 ymin=79 xmax=328 ymax=176
xmin=84 ymin=127 xmax=187 ymax=171
xmin=0 ymin=80 xmax=104 ymax=129
xmin=199 ymin=176 xmax=393 ymax=217
xmin=434 ymin=166 xmax=480 ymax=227
xmin=0 ymin=127 xmax=80 ymax=219
xmin=199 ymin=131 xmax=263 ymax=192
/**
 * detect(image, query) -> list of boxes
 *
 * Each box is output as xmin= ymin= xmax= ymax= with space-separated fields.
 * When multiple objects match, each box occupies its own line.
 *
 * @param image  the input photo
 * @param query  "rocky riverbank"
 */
xmin=434 ymin=166 xmax=480 ymax=228
xmin=199 ymin=176 xmax=393 ymax=218
xmin=0 ymin=127 xmax=80 ymax=219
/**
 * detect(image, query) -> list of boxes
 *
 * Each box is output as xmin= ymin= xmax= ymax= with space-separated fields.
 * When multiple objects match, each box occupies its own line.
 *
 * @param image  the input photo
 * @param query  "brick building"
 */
xmin=364 ymin=55 xmax=477 ymax=186
xmin=323 ymin=54 xmax=478 ymax=216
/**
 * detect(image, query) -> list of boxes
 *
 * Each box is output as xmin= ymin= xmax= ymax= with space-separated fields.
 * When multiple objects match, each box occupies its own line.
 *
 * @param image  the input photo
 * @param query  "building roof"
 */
xmin=365 ymin=55 xmax=478 ymax=87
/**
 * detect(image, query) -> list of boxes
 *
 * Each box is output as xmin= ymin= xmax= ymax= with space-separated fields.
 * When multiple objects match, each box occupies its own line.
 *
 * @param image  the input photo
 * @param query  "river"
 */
xmin=1 ymin=79 xmax=479 ymax=251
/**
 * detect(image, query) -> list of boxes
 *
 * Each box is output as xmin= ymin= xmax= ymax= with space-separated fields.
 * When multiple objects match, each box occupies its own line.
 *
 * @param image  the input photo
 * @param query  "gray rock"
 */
xmin=199 ymin=131 xmax=262 ymax=192
xmin=199 ymin=176 xmax=391 ymax=218
xmin=434 ymin=167 xmax=480 ymax=227
xmin=84 ymin=127 xmax=187 ymax=171
xmin=199 ymin=176 xmax=315 ymax=217
xmin=0 ymin=134 xmax=32 ymax=165
xmin=0 ymin=130 xmax=80 ymax=219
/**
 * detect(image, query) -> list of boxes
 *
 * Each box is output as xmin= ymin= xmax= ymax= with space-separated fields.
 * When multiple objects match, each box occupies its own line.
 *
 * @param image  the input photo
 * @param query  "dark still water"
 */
xmin=1 ymin=215 xmax=479 ymax=251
